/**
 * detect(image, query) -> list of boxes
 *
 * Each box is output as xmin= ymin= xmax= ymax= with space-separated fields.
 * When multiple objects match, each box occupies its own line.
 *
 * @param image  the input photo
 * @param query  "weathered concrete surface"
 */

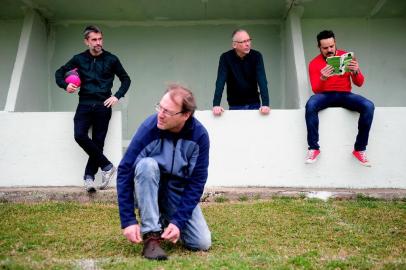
xmin=0 ymin=187 xmax=405 ymax=204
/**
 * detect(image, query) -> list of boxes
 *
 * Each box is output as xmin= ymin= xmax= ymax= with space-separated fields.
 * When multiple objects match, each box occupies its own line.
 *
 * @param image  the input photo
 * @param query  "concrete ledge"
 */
xmin=0 ymin=187 xmax=405 ymax=203
xmin=1 ymin=108 xmax=405 ymax=189
xmin=0 ymin=111 xmax=122 ymax=187
xmin=195 ymin=107 xmax=406 ymax=188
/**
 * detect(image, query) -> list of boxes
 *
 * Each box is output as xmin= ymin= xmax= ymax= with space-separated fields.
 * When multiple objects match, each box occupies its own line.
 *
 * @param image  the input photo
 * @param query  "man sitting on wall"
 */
xmin=305 ymin=30 xmax=375 ymax=166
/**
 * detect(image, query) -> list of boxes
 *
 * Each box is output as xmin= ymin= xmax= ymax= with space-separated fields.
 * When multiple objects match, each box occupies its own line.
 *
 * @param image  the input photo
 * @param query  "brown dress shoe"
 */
xmin=142 ymin=232 xmax=168 ymax=260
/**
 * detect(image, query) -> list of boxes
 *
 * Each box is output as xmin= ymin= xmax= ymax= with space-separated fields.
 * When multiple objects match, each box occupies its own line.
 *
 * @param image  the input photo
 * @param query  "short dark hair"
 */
xmin=83 ymin=25 xmax=102 ymax=39
xmin=317 ymin=30 xmax=335 ymax=47
xmin=165 ymin=83 xmax=197 ymax=116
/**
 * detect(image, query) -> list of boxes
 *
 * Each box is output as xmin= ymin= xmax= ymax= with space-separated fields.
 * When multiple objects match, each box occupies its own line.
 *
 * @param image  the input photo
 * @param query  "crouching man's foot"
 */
xmin=352 ymin=150 xmax=371 ymax=167
xmin=142 ymin=232 xmax=168 ymax=260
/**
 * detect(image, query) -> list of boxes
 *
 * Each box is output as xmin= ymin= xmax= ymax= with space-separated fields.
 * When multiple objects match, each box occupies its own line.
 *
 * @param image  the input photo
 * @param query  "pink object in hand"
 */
xmin=65 ymin=68 xmax=81 ymax=87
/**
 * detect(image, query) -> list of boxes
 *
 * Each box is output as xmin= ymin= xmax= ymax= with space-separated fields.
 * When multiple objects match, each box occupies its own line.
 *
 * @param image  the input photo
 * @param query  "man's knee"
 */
xmin=74 ymin=132 xmax=88 ymax=144
xmin=305 ymin=97 xmax=319 ymax=113
xmin=184 ymin=233 xmax=212 ymax=251
xmin=135 ymin=157 xmax=159 ymax=180
xmin=363 ymin=100 xmax=375 ymax=114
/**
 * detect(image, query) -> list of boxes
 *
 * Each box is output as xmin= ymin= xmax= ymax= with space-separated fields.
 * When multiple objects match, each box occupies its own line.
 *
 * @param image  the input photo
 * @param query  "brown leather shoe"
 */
xmin=142 ymin=232 xmax=167 ymax=260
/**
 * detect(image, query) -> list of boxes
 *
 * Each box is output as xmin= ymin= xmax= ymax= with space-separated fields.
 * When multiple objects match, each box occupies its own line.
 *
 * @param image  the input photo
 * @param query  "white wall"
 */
xmin=197 ymin=108 xmax=406 ymax=188
xmin=0 ymin=112 xmax=122 ymax=187
xmin=0 ymin=109 xmax=405 ymax=189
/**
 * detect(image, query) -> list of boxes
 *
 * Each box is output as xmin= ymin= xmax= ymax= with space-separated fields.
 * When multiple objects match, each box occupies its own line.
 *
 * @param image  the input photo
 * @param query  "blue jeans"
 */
xmin=73 ymin=104 xmax=112 ymax=178
xmin=134 ymin=157 xmax=211 ymax=251
xmin=229 ymin=103 xmax=260 ymax=110
xmin=305 ymin=92 xmax=374 ymax=151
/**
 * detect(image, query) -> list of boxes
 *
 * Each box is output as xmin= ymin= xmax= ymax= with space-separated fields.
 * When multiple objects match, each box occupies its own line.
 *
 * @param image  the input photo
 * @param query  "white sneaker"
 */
xmin=84 ymin=178 xmax=96 ymax=193
xmin=100 ymin=166 xmax=116 ymax=190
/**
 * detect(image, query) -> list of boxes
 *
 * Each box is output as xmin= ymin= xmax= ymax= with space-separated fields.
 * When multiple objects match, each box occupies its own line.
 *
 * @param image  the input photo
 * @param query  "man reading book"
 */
xmin=305 ymin=30 xmax=375 ymax=166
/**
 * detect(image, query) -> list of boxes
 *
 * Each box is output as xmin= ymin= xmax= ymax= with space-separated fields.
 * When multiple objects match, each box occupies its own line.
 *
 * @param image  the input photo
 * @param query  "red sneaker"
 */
xmin=305 ymin=149 xmax=320 ymax=164
xmin=352 ymin=150 xmax=371 ymax=167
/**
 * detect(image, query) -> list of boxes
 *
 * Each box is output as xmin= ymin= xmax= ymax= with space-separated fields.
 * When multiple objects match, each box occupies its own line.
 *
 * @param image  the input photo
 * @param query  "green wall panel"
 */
xmin=50 ymin=23 xmax=283 ymax=139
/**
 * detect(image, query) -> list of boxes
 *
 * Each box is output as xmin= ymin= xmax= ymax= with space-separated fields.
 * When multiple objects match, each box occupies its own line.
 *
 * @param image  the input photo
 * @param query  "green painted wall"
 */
xmin=14 ymin=12 xmax=49 ymax=111
xmin=50 ymin=22 xmax=283 ymax=139
xmin=301 ymin=18 xmax=406 ymax=106
xmin=0 ymin=20 xmax=22 ymax=110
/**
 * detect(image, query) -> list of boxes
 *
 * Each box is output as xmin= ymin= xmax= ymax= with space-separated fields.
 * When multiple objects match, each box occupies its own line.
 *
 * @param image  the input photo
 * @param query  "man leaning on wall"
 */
xmin=55 ymin=25 xmax=131 ymax=192
xmin=212 ymin=29 xmax=271 ymax=116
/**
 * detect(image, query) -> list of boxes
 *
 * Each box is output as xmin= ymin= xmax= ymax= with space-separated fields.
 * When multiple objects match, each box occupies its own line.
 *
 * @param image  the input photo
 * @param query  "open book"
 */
xmin=326 ymin=52 xmax=353 ymax=75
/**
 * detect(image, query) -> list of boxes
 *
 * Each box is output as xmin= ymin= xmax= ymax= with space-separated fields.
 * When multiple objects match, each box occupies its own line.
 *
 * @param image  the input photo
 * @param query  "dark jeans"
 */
xmin=74 ymin=104 xmax=112 ymax=178
xmin=229 ymin=103 xmax=260 ymax=110
xmin=305 ymin=92 xmax=374 ymax=151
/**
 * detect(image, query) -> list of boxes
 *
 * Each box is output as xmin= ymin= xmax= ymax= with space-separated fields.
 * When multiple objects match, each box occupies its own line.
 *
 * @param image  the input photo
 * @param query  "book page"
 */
xmin=326 ymin=56 xmax=343 ymax=75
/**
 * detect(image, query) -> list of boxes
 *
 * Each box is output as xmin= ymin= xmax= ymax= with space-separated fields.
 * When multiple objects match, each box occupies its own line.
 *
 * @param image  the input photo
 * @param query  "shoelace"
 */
xmin=307 ymin=150 xmax=317 ymax=159
xmin=358 ymin=151 xmax=368 ymax=162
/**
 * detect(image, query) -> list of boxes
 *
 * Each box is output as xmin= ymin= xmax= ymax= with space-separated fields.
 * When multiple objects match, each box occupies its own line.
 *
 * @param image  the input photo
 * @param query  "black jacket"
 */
xmin=213 ymin=49 xmax=269 ymax=107
xmin=55 ymin=50 xmax=131 ymax=104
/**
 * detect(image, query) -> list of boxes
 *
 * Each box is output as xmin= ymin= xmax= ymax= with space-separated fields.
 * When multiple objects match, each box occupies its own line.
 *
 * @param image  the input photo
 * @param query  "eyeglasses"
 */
xmin=155 ymin=103 xmax=183 ymax=117
xmin=233 ymin=38 xmax=252 ymax=44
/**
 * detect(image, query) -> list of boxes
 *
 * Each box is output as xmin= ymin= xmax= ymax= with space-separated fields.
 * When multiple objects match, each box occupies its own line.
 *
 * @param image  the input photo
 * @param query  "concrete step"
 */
xmin=1 ymin=187 xmax=405 ymax=203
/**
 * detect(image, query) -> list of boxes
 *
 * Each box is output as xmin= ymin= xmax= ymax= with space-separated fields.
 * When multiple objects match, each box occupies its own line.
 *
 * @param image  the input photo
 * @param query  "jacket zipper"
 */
xmin=170 ymin=139 xmax=177 ymax=175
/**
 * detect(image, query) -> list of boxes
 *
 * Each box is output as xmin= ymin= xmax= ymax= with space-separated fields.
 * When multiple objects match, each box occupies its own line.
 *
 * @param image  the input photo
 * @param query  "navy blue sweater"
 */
xmin=55 ymin=50 xmax=131 ymax=104
xmin=213 ymin=49 xmax=270 ymax=107
xmin=117 ymin=114 xmax=210 ymax=230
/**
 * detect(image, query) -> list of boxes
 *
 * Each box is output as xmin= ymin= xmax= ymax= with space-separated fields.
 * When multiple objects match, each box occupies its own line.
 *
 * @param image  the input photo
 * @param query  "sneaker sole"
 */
xmin=356 ymin=160 xmax=372 ymax=167
xmin=305 ymin=159 xmax=318 ymax=164
xmin=143 ymin=255 xmax=168 ymax=260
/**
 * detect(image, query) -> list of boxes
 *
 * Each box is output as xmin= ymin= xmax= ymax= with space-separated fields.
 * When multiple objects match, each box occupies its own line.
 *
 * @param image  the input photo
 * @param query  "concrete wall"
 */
xmin=1 ymin=4 xmax=406 ymax=189
xmin=49 ymin=22 xmax=284 ymax=140
xmin=301 ymin=18 xmax=406 ymax=106
xmin=201 ymin=108 xmax=406 ymax=188
xmin=1 ymin=108 xmax=405 ymax=188
xmin=0 ymin=112 xmax=122 ymax=187
xmin=0 ymin=20 xmax=22 ymax=110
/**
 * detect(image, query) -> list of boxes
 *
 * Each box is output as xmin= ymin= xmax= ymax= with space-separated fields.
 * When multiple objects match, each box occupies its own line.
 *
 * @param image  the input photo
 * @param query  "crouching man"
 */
xmin=117 ymin=84 xmax=211 ymax=260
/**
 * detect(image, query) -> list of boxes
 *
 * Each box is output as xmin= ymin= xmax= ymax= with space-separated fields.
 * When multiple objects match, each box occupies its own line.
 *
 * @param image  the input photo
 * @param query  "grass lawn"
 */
xmin=0 ymin=196 xmax=405 ymax=269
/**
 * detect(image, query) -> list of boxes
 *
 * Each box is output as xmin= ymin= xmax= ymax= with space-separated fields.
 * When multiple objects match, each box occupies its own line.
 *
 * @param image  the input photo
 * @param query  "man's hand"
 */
xmin=212 ymin=106 xmax=224 ymax=116
xmin=161 ymin=223 xmax=180 ymax=244
xmin=123 ymin=224 xmax=142 ymax=244
xmin=104 ymin=96 xmax=119 ymax=108
xmin=66 ymin=83 xmax=78 ymax=93
xmin=320 ymin=65 xmax=334 ymax=80
xmin=259 ymin=106 xmax=270 ymax=115
xmin=347 ymin=58 xmax=360 ymax=74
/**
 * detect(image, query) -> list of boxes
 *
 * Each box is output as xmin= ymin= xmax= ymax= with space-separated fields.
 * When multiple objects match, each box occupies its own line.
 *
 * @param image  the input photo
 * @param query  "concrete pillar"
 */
xmin=5 ymin=9 xmax=49 ymax=112
xmin=284 ymin=5 xmax=310 ymax=109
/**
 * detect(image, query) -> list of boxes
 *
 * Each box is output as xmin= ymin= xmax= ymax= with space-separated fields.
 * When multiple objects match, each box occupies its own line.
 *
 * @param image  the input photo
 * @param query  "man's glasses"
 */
xmin=155 ymin=103 xmax=183 ymax=117
xmin=233 ymin=38 xmax=252 ymax=44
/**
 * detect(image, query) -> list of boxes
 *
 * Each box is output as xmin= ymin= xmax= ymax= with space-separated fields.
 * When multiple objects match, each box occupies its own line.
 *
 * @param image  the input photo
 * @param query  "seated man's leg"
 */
xmin=180 ymin=205 xmax=211 ymax=251
xmin=134 ymin=157 xmax=162 ymax=234
xmin=305 ymin=93 xmax=335 ymax=150
xmin=340 ymin=93 xmax=375 ymax=151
